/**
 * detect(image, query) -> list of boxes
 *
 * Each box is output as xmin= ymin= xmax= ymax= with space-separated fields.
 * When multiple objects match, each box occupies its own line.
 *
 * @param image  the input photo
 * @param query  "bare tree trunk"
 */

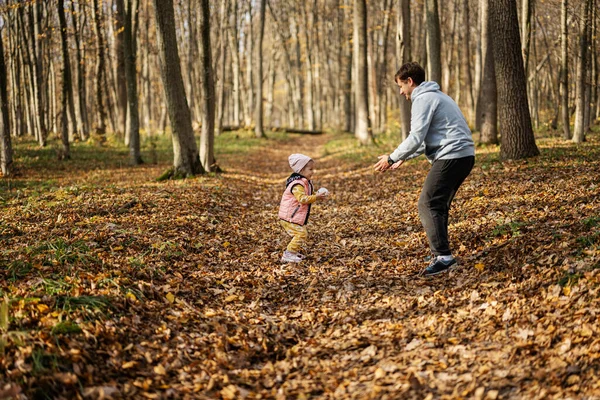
xmin=57 ymin=0 xmax=73 ymax=159
xmin=254 ymin=0 xmax=267 ymax=138
xmin=92 ymin=0 xmax=107 ymax=138
xmin=115 ymin=0 xmax=127 ymax=138
xmin=489 ymin=0 xmax=539 ymax=159
xmin=199 ymin=0 xmax=216 ymax=170
xmin=573 ymin=0 xmax=590 ymax=143
xmin=0 ymin=26 xmax=13 ymax=176
xmin=477 ymin=0 xmax=497 ymax=144
xmin=461 ymin=0 xmax=475 ymax=124
xmin=397 ymin=0 xmax=411 ymax=140
xmin=31 ymin=2 xmax=47 ymax=146
xmin=116 ymin=0 xmax=142 ymax=164
xmin=215 ymin=0 xmax=229 ymax=135
xmin=302 ymin=1 xmax=316 ymax=131
xmin=354 ymin=0 xmax=372 ymax=144
xmin=266 ymin=46 xmax=278 ymax=126
xmin=560 ymin=0 xmax=570 ymax=139
xmin=341 ymin=0 xmax=353 ymax=132
xmin=228 ymin=1 xmax=241 ymax=127
xmin=245 ymin=0 xmax=254 ymax=127
xmin=521 ymin=0 xmax=533 ymax=77
xmin=71 ymin=0 xmax=89 ymax=140
xmin=425 ymin=0 xmax=442 ymax=85
xmin=153 ymin=0 xmax=203 ymax=176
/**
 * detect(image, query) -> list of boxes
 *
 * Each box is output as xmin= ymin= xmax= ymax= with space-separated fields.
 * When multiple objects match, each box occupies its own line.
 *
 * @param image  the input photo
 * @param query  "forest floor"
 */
xmin=0 ymin=128 xmax=599 ymax=399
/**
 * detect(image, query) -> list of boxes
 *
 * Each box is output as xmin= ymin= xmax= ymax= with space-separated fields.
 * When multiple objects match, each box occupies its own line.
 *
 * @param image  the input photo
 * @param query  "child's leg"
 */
xmin=280 ymin=221 xmax=308 ymax=253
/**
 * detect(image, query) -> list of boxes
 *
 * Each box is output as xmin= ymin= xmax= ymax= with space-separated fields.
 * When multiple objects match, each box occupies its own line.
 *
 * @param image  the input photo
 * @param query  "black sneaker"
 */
xmin=420 ymin=257 xmax=457 ymax=277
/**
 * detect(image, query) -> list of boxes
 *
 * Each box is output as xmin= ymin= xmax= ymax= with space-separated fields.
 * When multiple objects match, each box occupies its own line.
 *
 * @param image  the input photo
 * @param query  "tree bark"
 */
xmin=117 ymin=0 xmax=142 ymax=164
xmin=92 ymin=0 xmax=107 ymax=138
xmin=489 ymin=0 xmax=539 ymax=159
xmin=57 ymin=0 xmax=74 ymax=159
xmin=397 ymin=0 xmax=411 ymax=140
xmin=572 ymin=0 xmax=590 ymax=143
xmin=199 ymin=0 xmax=217 ymax=170
xmin=477 ymin=0 xmax=497 ymax=144
xmin=0 ymin=26 xmax=13 ymax=176
xmin=153 ymin=0 xmax=203 ymax=177
xmin=254 ymin=0 xmax=267 ymax=138
xmin=70 ymin=0 xmax=89 ymax=140
xmin=560 ymin=0 xmax=570 ymax=139
xmin=353 ymin=0 xmax=372 ymax=144
xmin=425 ymin=0 xmax=442 ymax=85
xmin=215 ymin=0 xmax=229 ymax=135
xmin=114 ymin=0 xmax=128 ymax=137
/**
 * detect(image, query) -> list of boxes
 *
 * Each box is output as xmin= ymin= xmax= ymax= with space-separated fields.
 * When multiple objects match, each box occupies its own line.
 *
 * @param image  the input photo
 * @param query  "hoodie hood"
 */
xmin=411 ymin=81 xmax=440 ymax=101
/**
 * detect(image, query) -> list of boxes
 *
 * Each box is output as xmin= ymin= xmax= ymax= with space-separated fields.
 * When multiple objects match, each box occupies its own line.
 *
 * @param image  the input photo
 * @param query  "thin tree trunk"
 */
xmin=117 ymin=0 xmax=142 ymax=164
xmin=425 ymin=0 xmax=442 ymax=85
xmin=92 ymin=0 xmax=107 ymax=138
xmin=254 ymin=0 xmax=267 ymax=138
xmin=573 ymin=0 xmax=590 ymax=143
xmin=31 ymin=2 xmax=47 ymax=146
xmin=57 ymin=0 xmax=73 ymax=159
xmin=228 ymin=1 xmax=241 ymax=127
xmin=115 ymin=0 xmax=127 ymax=137
xmin=477 ymin=0 xmax=497 ymax=144
xmin=397 ymin=0 xmax=411 ymax=140
xmin=215 ymin=0 xmax=229 ymax=135
xmin=521 ymin=0 xmax=533 ymax=77
xmin=354 ymin=0 xmax=372 ymax=144
xmin=560 ymin=0 xmax=570 ymax=139
xmin=71 ymin=0 xmax=89 ymax=139
xmin=199 ymin=0 xmax=217 ymax=170
xmin=245 ymin=0 xmax=254 ymax=127
xmin=153 ymin=0 xmax=203 ymax=176
xmin=0 ymin=26 xmax=13 ymax=176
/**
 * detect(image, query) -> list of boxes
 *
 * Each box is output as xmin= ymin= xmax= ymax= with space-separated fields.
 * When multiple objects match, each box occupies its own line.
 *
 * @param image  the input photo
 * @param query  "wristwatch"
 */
xmin=387 ymin=156 xmax=395 ymax=166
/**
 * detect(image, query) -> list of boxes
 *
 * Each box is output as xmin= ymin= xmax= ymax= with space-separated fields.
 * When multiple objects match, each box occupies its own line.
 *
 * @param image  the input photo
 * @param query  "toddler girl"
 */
xmin=278 ymin=154 xmax=328 ymax=263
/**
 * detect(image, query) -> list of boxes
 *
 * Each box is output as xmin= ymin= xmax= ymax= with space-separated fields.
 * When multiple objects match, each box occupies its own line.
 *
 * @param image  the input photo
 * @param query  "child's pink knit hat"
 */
xmin=288 ymin=154 xmax=312 ymax=173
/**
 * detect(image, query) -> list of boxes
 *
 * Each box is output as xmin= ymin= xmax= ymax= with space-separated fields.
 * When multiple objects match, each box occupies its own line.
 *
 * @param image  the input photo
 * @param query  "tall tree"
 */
xmin=521 ymin=0 xmax=534 ymax=77
xmin=70 ymin=0 xmax=89 ymax=139
xmin=153 ymin=0 xmax=202 ymax=177
xmin=0 ymin=25 xmax=13 ymax=176
xmin=559 ymin=0 xmax=570 ymax=139
xmin=353 ymin=0 xmax=372 ymax=144
xmin=92 ymin=0 xmax=107 ymax=138
xmin=199 ymin=0 xmax=216 ymax=171
xmin=489 ymin=0 xmax=539 ymax=159
xmin=114 ymin=0 xmax=128 ymax=137
xmin=396 ymin=0 xmax=411 ymax=139
xmin=254 ymin=0 xmax=267 ymax=138
xmin=117 ymin=0 xmax=142 ymax=164
xmin=215 ymin=0 xmax=229 ymax=135
xmin=425 ymin=0 xmax=442 ymax=85
xmin=572 ymin=0 xmax=591 ymax=143
xmin=477 ymin=0 xmax=497 ymax=144
xmin=57 ymin=0 xmax=75 ymax=159
xmin=31 ymin=1 xmax=47 ymax=146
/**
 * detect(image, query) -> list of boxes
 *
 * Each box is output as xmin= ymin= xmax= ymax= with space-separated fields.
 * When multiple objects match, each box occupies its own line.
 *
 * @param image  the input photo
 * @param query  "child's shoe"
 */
xmin=281 ymin=250 xmax=303 ymax=263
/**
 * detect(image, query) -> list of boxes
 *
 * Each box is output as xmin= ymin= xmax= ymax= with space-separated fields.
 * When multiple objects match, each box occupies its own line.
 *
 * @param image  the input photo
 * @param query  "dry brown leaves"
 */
xmin=0 ymin=132 xmax=599 ymax=399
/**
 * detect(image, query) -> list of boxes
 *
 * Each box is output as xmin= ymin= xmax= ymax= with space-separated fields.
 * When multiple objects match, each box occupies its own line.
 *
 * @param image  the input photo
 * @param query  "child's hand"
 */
xmin=316 ymin=187 xmax=330 ymax=200
xmin=316 ymin=192 xmax=329 ymax=200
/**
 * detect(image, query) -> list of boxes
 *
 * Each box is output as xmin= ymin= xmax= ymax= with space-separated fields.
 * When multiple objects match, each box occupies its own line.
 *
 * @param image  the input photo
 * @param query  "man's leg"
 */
xmin=418 ymin=156 xmax=474 ymax=257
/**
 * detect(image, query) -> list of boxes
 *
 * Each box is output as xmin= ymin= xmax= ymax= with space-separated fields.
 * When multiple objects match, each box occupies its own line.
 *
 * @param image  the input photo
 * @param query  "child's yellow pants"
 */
xmin=280 ymin=220 xmax=308 ymax=253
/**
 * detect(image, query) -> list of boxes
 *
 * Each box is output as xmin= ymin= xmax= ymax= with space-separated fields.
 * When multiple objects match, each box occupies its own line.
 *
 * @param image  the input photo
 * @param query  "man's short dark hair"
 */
xmin=394 ymin=62 xmax=426 ymax=85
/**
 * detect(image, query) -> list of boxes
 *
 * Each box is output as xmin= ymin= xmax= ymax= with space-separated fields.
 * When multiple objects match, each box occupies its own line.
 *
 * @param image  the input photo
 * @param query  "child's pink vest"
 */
xmin=278 ymin=177 xmax=313 ymax=226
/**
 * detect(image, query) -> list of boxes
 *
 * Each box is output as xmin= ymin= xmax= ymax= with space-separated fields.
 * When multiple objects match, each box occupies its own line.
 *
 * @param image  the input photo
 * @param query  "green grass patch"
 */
xmin=491 ymin=221 xmax=525 ymax=237
xmin=576 ymin=232 xmax=600 ymax=248
xmin=31 ymin=238 xmax=96 ymax=267
xmin=55 ymin=295 xmax=111 ymax=313
xmin=582 ymin=216 xmax=600 ymax=228
xmin=215 ymin=129 xmax=289 ymax=155
xmin=51 ymin=321 xmax=83 ymax=335
xmin=558 ymin=271 xmax=582 ymax=287
xmin=5 ymin=260 xmax=33 ymax=281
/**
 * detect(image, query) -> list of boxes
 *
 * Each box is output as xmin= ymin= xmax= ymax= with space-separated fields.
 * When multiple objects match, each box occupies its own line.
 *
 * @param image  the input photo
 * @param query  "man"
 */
xmin=374 ymin=62 xmax=475 ymax=277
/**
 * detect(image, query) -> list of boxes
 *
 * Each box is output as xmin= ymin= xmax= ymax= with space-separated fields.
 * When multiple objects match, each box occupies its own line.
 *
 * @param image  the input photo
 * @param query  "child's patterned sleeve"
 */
xmin=292 ymin=185 xmax=318 ymax=204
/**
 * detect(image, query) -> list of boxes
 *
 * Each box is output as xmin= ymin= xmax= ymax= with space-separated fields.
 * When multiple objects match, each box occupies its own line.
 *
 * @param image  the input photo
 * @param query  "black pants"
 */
xmin=418 ymin=156 xmax=475 ymax=256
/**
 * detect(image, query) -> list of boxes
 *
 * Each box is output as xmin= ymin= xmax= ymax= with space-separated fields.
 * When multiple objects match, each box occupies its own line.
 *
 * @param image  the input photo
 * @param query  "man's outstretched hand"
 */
xmin=374 ymin=155 xmax=404 ymax=172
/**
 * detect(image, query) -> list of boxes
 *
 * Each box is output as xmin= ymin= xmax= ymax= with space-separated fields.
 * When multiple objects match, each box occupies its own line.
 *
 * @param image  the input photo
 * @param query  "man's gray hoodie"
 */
xmin=390 ymin=81 xmax=475 ymax=163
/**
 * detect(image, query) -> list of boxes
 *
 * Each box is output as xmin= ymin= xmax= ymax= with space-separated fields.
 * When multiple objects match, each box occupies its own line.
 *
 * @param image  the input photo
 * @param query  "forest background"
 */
xmin=0 ymin=0 xmax=599 ymax=398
